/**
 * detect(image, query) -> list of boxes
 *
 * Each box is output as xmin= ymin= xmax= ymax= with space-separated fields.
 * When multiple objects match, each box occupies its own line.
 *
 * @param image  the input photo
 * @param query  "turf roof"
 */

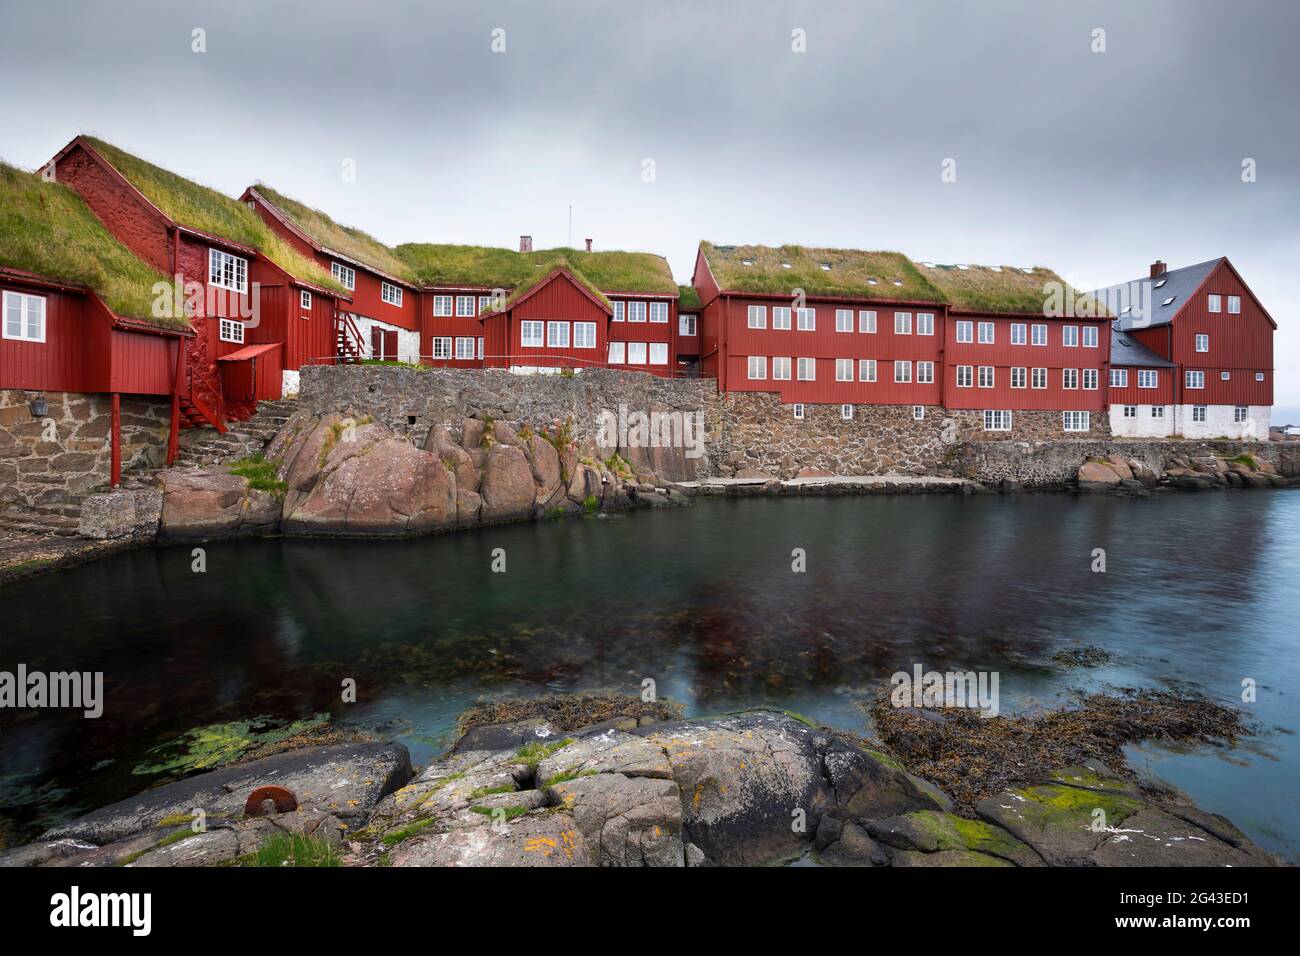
xmin=917 ymin=261 xmax=1099 ymax=315
xmin=0 ymin=162 xmax=187 ymax=329
xmin=700 ymin=242 xmax=945 ymax=303
xmin=81 ymin=138 xmax=345 ymax=294
xmin=677 ymin=284 xmax=702 ymax=310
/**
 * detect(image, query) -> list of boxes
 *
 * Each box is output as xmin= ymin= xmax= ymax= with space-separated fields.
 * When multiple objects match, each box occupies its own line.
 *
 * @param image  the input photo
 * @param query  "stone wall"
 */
xmin=0 ymin=390 xmax=172 ymax=513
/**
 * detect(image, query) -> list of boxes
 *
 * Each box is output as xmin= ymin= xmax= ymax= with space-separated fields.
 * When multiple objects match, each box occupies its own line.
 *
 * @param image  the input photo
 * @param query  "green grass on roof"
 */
xmin=918 ymin=261 xmax=1102 ymax=314
xmin=701 ymin=242 xmax=945 ymax=302
xmin=677 ymin=284 xmax=702 ymax=310
xmin=252 ymin=184 xmax=418 ymax=284
xmin=82 ymin=138 xmax=345 ymax=294
xmin=0 ymin=162 xmax=187 ymax=328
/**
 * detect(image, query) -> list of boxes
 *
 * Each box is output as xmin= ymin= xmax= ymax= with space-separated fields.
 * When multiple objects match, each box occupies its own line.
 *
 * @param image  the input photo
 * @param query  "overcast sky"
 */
xmin=2 ymin=1 xmax=1297 ymax=415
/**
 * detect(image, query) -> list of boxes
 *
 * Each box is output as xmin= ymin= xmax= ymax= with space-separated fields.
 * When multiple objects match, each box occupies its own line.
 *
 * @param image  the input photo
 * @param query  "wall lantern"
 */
xmin=27 ymin=393 xmax=48 ymax=418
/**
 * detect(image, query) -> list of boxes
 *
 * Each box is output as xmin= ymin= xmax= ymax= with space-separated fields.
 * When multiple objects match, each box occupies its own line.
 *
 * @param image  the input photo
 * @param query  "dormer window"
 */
xmin=331 ymin=262 xmax=356 ymax=290
xmin=209 ymin=248 xmax=249 ymax=294
xmin=381 ymin=282 xmax=403 ymax=307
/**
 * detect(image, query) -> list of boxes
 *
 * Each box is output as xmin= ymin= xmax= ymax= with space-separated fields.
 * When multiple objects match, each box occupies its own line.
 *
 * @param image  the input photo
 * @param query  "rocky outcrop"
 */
xmin=77 ymin=488 xmax=162 ymax=540
xmin=1076 ymin=450 xmax=1294 ymax=494
xmin=156 ymin=468 xmax=280 ymax=541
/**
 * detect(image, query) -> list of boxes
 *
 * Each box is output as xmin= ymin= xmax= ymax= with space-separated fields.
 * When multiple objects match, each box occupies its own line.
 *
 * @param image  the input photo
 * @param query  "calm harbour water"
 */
xmin=1 ymin=491 xmax=1298 ymax=859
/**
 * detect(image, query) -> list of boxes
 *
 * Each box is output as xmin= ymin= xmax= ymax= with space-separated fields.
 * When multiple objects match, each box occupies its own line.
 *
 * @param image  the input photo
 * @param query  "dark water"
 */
xmin=2 ymin=492 xmax=1298 ymax=860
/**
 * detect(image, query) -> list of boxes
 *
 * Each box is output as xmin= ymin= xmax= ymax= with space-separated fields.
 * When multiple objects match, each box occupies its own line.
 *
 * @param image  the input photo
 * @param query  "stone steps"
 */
xmin=0 ymin=509 xmax=82 ymax=537
xmin=175 ymin=399 xmax=297 ymax=468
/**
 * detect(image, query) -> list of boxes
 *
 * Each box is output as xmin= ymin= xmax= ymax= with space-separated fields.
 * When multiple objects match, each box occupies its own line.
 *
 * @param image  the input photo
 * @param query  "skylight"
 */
xmin=1154 ymin=279 xmax=1167 ymax=288
xmin=1162 ymin=296 xmax=1176 ymax=306
xmin=989 ymin=265 xmax=1002 ymax=272
xmin=741 ymin=258 xmax=753 ymax=266
xmin=957 ymin=264 xmax=969 ymax=271
xmin=893 ymin=279 xmax=903 ymax=286
xmin=867 ymin=278 xmax=878 ymax=285
xmin=819 ymin=263 xmax=831 ymax=271
xmin=1019 ymin=267 xmax=1033 ymax=274
xmin=781 ymin=262 xmax=791 ymax=269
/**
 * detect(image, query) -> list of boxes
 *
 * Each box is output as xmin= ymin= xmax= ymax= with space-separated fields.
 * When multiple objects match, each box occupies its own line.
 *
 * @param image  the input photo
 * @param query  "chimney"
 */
xmin=585 ymin=238 xmax=593 ymax=253
xmin=1150 ymin=260 xmax=1167 ymax=278
xmin=519 ymin=235 xmax=533 ymax=253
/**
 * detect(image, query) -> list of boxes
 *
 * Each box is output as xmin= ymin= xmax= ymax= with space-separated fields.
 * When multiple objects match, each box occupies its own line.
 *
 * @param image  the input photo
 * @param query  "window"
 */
xmin=649 ymin=301 xmax=668 ymax=324
xmin=1186 ymin=370 xmax=1205 ymax=389
xmin=859 ymin=310 xmax=877 ymax=333
xmin=895 ymin=360 xmax=912 ymax=383
xmin=613 ymin=301 xmax=625 ymax=322
xmin=627 ymin=342 xmax=647 ymax=364
xmin=431 ymin=336 xmax=452 ymax=359
xmin=917 ymin=313 xmax=935 ymax=336
xmin=1062 ymin=325 xmax=1078 ymax=347
xmin=433 ymin=295 xmax=453 ymax=317
xmin=520 ymin=321 xmax=544 ymax=347
xmin=1192 ymin=405 xmax=1207 ymax=423
xmin=1062 ymin=368 xmax=1078 ymax=389
xmin=455 ymin=336 xmax=476 ymax=359
xmin=977 ymin=321 xmax=994 ymax=344
xmin=574 ymin=322 xmax=597 ymax=349
xmin=649 ymin=342 xmax=668 ymax=365
xmin=328 ymin=261 xmax=353 ymax=291
xmin=1195 ymin=333 xmax=1209 ymax=352
xmin=211 ymin=248 xmax=249 ymax=293
xmin=382 ymin=282 xmax=404 ymax=307
xmin=1220 ymin=371 xmax=1231 ymax=381
xmin=628 ymin=301 xmax=647 ymax=323
xmin=913 ymin=405 xmax=925 ymax=420
xmin=1123 ymin=405 xmax=1137 ymax=418
xmin=1032 ymin=367 xmax=1047 ymax=389
xmin=859 ymin=358 xmax=877 ymax=382
xmin=1062 ymin=411 xmax=1091 ymax=432
xmin=478 ymin=295 xmax=493 ymax=313
xmin=894 ymin=312 xmax=912 ymax=335
xmin=1031 ymin=324 xmax=1047 ymax=346
xmin=747 ymin=356 xmax=767 ymax=380
xmin=300 ymin=290 xmax=312 ymax=311
xmin=1082 ymin=326 xmax=1098 ymax=348
xmin=1227 ymin=295 xmax=1241 ymax=314
xmin=607 ymin=341 xmax=626 ymax=364
xmin=772 ymin=306 xmax=792 ymax=329
xmin=1082 ymin=368 xmax=1098 ymax=390
xmin=797 ymin=357 xmax=816 ymax=381
xmin=1010 ymin=323 xmax=1026 ymax=345
xmin=747 ymin=305 xmax=767 ymax=329
xmin=1207 ymin=294 xmax=1221 ymax=313
xmin=546 ymin=321 xmax=570 ymax=348
xmin=983 ymin=410 xmax=1012 ymax=431
xmin=218 ymin=317 xmax=245 ymax=344
xmin=796 ymin=307 xmax=816 ymax=331
xmin=1234 ymin=406 xmax=1249 ymax=423
xmin=1255 ymin=372 xmax=1265 ymax=382
xmin=453 ymin=295 xmax=474 ymax=316
xmin=792 ymin=403 xmax=805 ymax=420
xmin=835 ymin=309 xmax=853 ymax=332
xmin=836 ymin=358 xmax=853 ymax=381
xmin=1138 ymin=369 xmax=1158 ymax=389
xmin=1011 ymin=367 xmax=1027 ymax=389
xmin=1151 ymin=406 xmax=1165 ymax=419
xmin=3 ymin=291 xmax=45 ymax=342
xmin=955 ymin=320 xmax=973 ymax=343
xmin=841 ymin=404 xmax=854 ymax=421
xmin=772 ymin=356 xmax=792 ymax=380
xmin=1110 ymin=368 xmax=1128 ymax=387
xmin=978 ymin=365 xmax=994 ymax=388
xmin=679 ymin=314 xmax=696 ymax=336
xmin=917 ymin=361 xmax=934 ymax=384
xmin=477 ymin=337 xmax=484 ymax=360
xmin=956 ymin=365 xmax=973 ymax=388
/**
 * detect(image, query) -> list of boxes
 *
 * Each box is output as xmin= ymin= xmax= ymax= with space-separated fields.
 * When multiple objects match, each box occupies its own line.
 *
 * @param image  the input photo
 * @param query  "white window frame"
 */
xmin=1062 ymin=368 xmax=1078 ymax=389
xmin=747 ymin=305 xmax=767 ymax=329
xmin=1062 ymin=410 xmax=1091 ymax=432
xmin=1011 ymin=367 xmax=1027 ymax=389
xmin=1227 ymin=295 xmax=1241 ymax=314
xmin=649 ymin=301 xmax=669 ymax=324
xmin=679 ymin=314 xmax=697 ymax=336
xmin=983 ymin=410 xmax=1012 ymax=432
xmin=772 ymin=306 xmax=792 ymax=330
xmin=955 ymin=320 xmax=973 ymax=343
xmin=1207 ymin=294 xmax=1221 ymax=313
xmin=745 ymin=355 xmax=764 ymax=380
xmin=895 ymin=360 xmax=912 ymax=384
xmin=628 ymin=301 xmax=647 ymax=323
xmin=1151 ymin=406 xmax=1165 ymax=419
xmin=1082 ymin=325 xmax=1098 ymax=348
xmin=792 ymin=403 xmax=805 ymax=420
xmin=772 ymin=356 xmax=792 ymax=380
xmin=796 ymin=307 xmax=816 ymax=331
xmin=1062 ymin=325 xmax=1079 ymax=348
xmin=1220 ymin=371 xmax=1231 ymax=381
xmin=1192 ymin=405 xmax=1207 ymax=423
xmin=956 ymin=365 xmax=973 ymax=388
xmin=520 ymin=320 xmax=544 ymax=348
xmin=1195 ymin=333 xmax=1209 ymax=352
xmin=1123 ymin=405 xmax=1137 ymax=418
xmin=300 ymin=289 xmax=312 ymax=312
xmin=1138 ymin=369 xmax=1158 ymax=389
xmin=859 ymin=358 xmax=877 ymax=382
xmin=478 ymin=295 xmax=492 ymax=314
xmin=607 ymin=341 xmax=626 ymax=364
xmin=574 ymin=321 xmax=597 ymax=349
xmin=455 ymin=336 xmax=476 ymax=360
xmin=977 ymin=321 xmax=995 ymax=344
xmin=841 ymin=404 xmax=854 ymax=421
xmin=455 ymin=295 xmax=475 ymax=317
xmin=1255 ymin=372 xmax=1265 ymax=382
xmin=1234 ymin=405 xmax=1249 ymax=423
xmin=431 ymin=336 xmax=452 ymax=359
xmin=797 ymin=357 xmax=816 ymax=381
xmin=627 ymin=341 xmax=647 ymax=365
xmin=546 ymin=321 xmax=570 ymax=348
xmin=835 ymin=309 xmax=853 ymax=333
xmin=218 ymin=317 xmax=245 ymax=344
xmin=382 ymin=282 xmax=404 ymax=307
xmin=433 ymin=295 xmax=453 ymax=317
xmin=894 ymin=312 xmax=912 ymax=335
xmin=978 ymin=365 xmax=994 ymax=388
xmin=2 ymin=291 xmax=46 ymax=343
xmin=1031 ymin=324 xmax=1047 ymax=346
xmin=1110 ymin=368 xmax=1127 ymax=388
xmin=836 ymin=358 xmax=853 ymax=382
xmin=211 ymin=248 xmax=250 ymax=294
xmin=1082 ymin=368 xmax=1098 ymax=390
xmin=329 ymin=261 xmax=354 ymax=291
xmin=612 ymin=301 xmax=625 ymax=323
xmin=1186 ymin=370 xmax=1205 ymax=389
xmin=1031 ymin=367 xmax=1047 ymax=389
xmin=858 ymin=310 xmax=877 ymax=333
xmin=917 ymin=360 xmax=934 ymax=384
xmin=916 ymin=312 xmax=935 ymax=336
xmin=649 ymin=342 xmax=668 ymax=365
xmin=1010 ymin=323 xmax=1026 ymax=345
xmin=912 ymin=405 xmax=925 ymax=420
xmin=477 ymin=337 xmax=484 ymax=360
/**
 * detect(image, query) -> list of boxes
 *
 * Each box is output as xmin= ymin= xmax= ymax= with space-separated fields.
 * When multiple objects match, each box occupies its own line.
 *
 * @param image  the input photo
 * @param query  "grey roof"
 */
xmin=1087 ymin=258 xmax=1222 ymax=331
xmin=1109 ymin=326 xmax=1174 ymax=367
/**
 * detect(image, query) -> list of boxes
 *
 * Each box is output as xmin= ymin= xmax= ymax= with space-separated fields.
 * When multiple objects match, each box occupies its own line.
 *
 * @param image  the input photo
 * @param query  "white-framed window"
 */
xmin=797 ymin=357 xmax=816 ymax=381
xmin=1186 ymin=370 xmax=1205 ymax=389
xmin=917 ymin=360 xmax=934 ymax=384
xmin=1031 ymin=367 xmax=1047 ymax=389
xmin=769 ymin=306 xmax=791 ymax=330
xmin=1195 ymin=333 xmax=1209 ymax=352
xmin=913 ymin=405 xmax=925 ymax=420
xmin=841 ymin=404 xmax=854 ymax=421
xmin=1207 ymin=294 xmax=1221 ymax=313
xmin=859 ymin=358 xmax=877 ymax=382
xmin=1220 ymin=371 xmax=1231 ymax=381
xmin=955 ymin=320 xmax=973 ymax=343
xmin=210 ymin=248 xmax=249 ymax=293
xmin=1123 ymin=405 xmax=1137 ymax=418
xmin=1192 ymin=405 xmax=1207 ymax=423
xmin=546 ymin=321 xmax=570 ymax=348
xmin=455 ymin=295 xmax=475 ymax=316
xmin=628 ymin=301 xmax=647 ymax=323
xmin=978 ymin=365 xmax=994 ymax=388
xmin=836 ymin=358 xmax=853 ymax=381
xmin=218 ymin=317 xmax=245 ymax=343
xmin=329 ymin=261 xmax=354 ymax=291
xmin=3 ymin=291 xmax=46 ymax=342
xmin=679 ymin=314 xmax=697 ymax=336
xmin=478 ymin=295 xmax=492 ymax=313
xmin=1011 ymin=367 xmax=1027 ymax=389
xmin=983 ymin=410 xmax=1012 ymax=431
xmin=1110 ymin=368 xmax=1128 ymax=387
xmin=977 ymin=321 xmax=995 ymax=344
xmin=792 ymin=403 xmax=805 ymax=420
xmin=1082 ymin=368 xmax=1098 ymax=390
xmin=796 ymin=307 xmax=816 ymax=331
xmin=477 ymin=337 xmax=484 ymax=360
xmin=649 ymin=342 xmax=668 ymax=365
xmin=1010 ymin=323 xmax=1026 ymax=345
xmin=916 ymin=313 xmax=935 ymax=336
xmin=835 ymin=309 xmax=853 ymax=332
xmin=300 ymin=289 xmax=312 ymax=311
xmin=649 ymin=301 xmax=668 ymax=323
xmin=627 ymin=342 xmax=647 ymax=364
xmin=1151 ymin=406 xmax=1165 ymax=419
xmin=956 ymin=365 xmax=973 ymax=388
xmin=772 ymin=356 xmax=792 ymax=380
xmin=894 ymin=312 xmax=912 ymax=335
xmin=858 ymin=310 xmax=877 ymax=333
xmin=431 ymin=336 xmax=452 ymax=359
xmin=1062 ymin=325 xmax=1078 ymax=347
xmin=1062 ymin=410 xmax=1090 ymax=432
xmin=1082 ymin=326 xmax=1098 ymax=348
xmin=1255 ymin=372 xmax=1265 ymax=382
xmin=747 ymin=305 xmax=767 ymax=329
xmin=1227 ymin=295 xmax=1241 ymax=314
xmin=382 ymin=282 xmax=403 ymax=307
xmin=1031 ymin=323 xmax=1047 ymax=346
xmin=433 ymin=295 xmax=453 ymax=317
xmin=607 ymin=341 xmax=626 ymax=364
xmin=1234 ymin=405 xmax=1249 ymax=422
xmin=612 ymin=301 xmax=625 ymax=322
xmin=1062 ymin=368 xmax=1078 ymax=389
xmin=574 ymin=321 xmax=597 ymax=349
xmin=895 ymin=360 xmax=912 ymax=383
xmin=520 ymin=320 xmax=544 ymax=348
xmin=1138 ymin=369 xmax=1158 ymax=388
xmin=455 ymin=336 xmax=476 ymax=359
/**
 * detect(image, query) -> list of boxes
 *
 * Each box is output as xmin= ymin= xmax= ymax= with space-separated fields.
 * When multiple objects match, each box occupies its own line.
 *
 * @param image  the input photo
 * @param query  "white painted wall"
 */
xmin=348 ymin=312 xmax=421 ymax=364
xmin=1108 ymin=404 xmax=1176 ymax=438
xmin=281 ymin=369 xmax=301 ymax=397
xmin=1173 ymin=404 xmax=1271 ymax=441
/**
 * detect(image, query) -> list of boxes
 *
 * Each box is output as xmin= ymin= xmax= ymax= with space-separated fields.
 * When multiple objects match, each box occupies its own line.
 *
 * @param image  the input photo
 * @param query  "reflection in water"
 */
xmin=1 ymin=491 xmax=1297 ymax=859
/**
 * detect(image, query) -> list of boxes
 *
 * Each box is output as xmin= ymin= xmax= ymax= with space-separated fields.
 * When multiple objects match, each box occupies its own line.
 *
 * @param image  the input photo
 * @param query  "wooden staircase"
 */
xmin=336 ymin=312 xmax=364 ymax=363
xmin=175 ymin=398 xmax=298 ymax=468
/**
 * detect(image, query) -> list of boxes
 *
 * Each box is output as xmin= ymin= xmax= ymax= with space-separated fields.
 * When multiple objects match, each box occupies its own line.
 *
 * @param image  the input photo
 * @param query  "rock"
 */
xmin=976 ymin=781 xmax=1144 ymax=866
xmin=814 ymin=814 xmax=843 ymax=851
xmin=535 ymin=729 xmax=673 ymax=782
xmin=1105 ymin=456 xmax=1135 ymax=480
xmin=78 ymin=488 xmax=162 ymax=540
xmin=891 ymin=848 xmax=1014 ymax=867
xmin=684 ymin=842 xmax=707 ymax=866
xmin=480 ymin=444 xmax=536 ymax=523
xmin=126 ymin=828 xmax=241 ymax=867
xmin=461 ymin=418 xmax=485 ymax=448
xmin=527 ymin=435 xmax=564 ymax=507
xmin=566 ymin=462 xmax=604 ymax=505
xmin=1129 ymin=460 xmax=1160 ymax=486
xmin=734 ymin=467 xmax=773 ymax=480
xmin=548 ymin=774 xmax=685 ymax=866
xmin=819 ymin=821 xmax=888 ymax=866
xmin=1077 ymin=460 xmax=1121 ymax=492
xmin=158 ymin=468 xmax=279 ymax=541
xmin=1091 ymin=808 xmax=1268 ymax=867
xmin=424 ymin=424 xmax=479 ymax=492
xmin=796 ymin=467 xmax=835 ymax=479
xmin=867 ymin=810 xmax=1042 ymax=866
xmin=389 ymin=810 xmax=589 ymax=866
xmin=999 ymin=478 xmax=1024 ymax=494
xmin=454 ymin=718 xmax=565 ymax=754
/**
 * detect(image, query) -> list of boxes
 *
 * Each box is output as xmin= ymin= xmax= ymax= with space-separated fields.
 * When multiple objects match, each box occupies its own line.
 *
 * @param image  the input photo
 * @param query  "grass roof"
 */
xmin=677 ymin=284 xmax=702 ymax=310
xmin=395 ymin=244 xmax=676 ymax=297
xmin=251 ymin=184 xmax=419 ymax=284
xmin=700 ymin=241 xmax=945 ymax=303
xmin=82 ymin=138 xmax=345 ymax=294
xmin=917 ymin=261 xmax=1098 ymax=314
xmin=0 ymin=162 xmax=187 ymax=329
